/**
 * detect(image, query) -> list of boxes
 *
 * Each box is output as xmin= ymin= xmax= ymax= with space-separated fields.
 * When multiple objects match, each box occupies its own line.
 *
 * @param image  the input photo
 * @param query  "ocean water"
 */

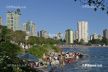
xmin=54 ymin=47 xmax=108 ymax=72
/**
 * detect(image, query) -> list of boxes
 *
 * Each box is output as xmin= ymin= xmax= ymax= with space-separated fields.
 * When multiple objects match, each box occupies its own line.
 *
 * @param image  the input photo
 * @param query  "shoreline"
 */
xmin=59 ymin=45 xmax=108 ymax=48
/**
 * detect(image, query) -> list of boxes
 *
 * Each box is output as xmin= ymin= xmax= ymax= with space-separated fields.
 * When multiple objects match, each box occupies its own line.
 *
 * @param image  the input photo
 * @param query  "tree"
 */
xmin=0 ymin=41 xmax=23 ymax=72
xmin=0 ymin=26 xmax=40 ymax=72
xmin=101 ymin=37 xmax=108 ymax=45
xmin=0 ymin=26 xmax=11 ymax=42
xmin=89 ymin=39 xmax=101 ymax=44
xmin=27 ymin=36 xmax=61 ymax=45
xmin=11 ymin=30 xmax=26 ymax=43
xmin=79 ymin=39 xmax=84 ymax=44
xmin=27 ymin=36 xmax=37 ymax=45
xmin=74 ymin=0 xmax=108 ymax=14
xmin=74 ymin=39 xmax=79 ymax=44
xmin=28 ymin=45 xmax=48 ymax=58
xmin=28 ymin=44 xmax=60 ymax=58
xmin=87 ymin=41 xmax=92 ymax=45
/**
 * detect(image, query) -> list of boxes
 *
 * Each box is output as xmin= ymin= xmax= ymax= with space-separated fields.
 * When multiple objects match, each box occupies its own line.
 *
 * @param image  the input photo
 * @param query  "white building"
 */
xmin=90 ymin=33 xmax=103 ymax=40
xmin=90 ymin=33 xmax=98 ymax=40
xmin=6 ymin=9 xmax=21 ymax=31
xmin=55 ymin=32 xmax=62 ymax=40
xmin=78 ymin=21 xmax=88 ymax=43
xmin=39 ymin=30 xmax=49 ymax=38
xmin=23 ymin=21 xmax=36 ymax=36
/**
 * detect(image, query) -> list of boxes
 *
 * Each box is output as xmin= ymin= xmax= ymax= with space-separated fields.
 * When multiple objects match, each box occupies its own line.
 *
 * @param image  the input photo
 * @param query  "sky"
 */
xmin=0 ymin=0 xmax=108 ymax=35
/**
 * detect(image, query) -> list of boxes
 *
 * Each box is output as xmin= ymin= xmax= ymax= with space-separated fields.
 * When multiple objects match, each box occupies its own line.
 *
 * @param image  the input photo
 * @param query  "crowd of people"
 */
xmin=42 ymin=52 xmax=83 ymax=65
xmin=18 ymin=51 xmax=83 ymax=72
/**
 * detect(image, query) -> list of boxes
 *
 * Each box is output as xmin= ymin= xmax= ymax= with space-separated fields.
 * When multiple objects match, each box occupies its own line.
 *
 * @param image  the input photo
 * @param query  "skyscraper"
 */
xmin=65 ymin=29 xmax=73 ymax=44
xmin=24 ymin=21 xmax=36 ymax=36
xmin=78 ymin=21 xmax=88 ymax=43
xmin=0 ymin=16 xmax=2 ymax=25
xmin=103 ymin=29 xmax=108 ymax=39
xmin=6 ymin=9 xmax=21 ymax=31
xmin=74 ymin=30 xmax=78 ymax=40
xmin=37 ymin=31 xmax=40 ymax=37
xmin=40 ymin=30 xmax=49 ymax=38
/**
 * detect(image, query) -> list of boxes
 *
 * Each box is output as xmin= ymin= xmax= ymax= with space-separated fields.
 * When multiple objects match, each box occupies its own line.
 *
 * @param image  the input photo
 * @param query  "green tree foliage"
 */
xmin=52 ymin=46 xmax=61 ymax=52
xmin=88 ymin=38 xmax=108 ymax=45
xmin=28 ymin=45 xmax=47 ymax=58
xmin=11 ymin=30 xmax=26 ymax=43
xmin=74 ymin=39 xmax=79 ymax=44
xmin=27 ymin=36 xmax=46 ymax=45
xmin=0 ymin=41 xmax=23 ymax=72
xmin=0 ymin=41 xmax=23 ymax=57
xmin=101 ymin=37 xmax=108 ymax=45
xmin=79 ymin=39 xmax=84 ymax=44
xmin=27 ymin=36 xmax=37 ymax=45
xmin=74 ymin=0 xmax=108 ymax=14
xmin=27 ymin=36 xmax=61 ymax=45
xmin=89 ymin=39 xmax=101 ymax=44
xmin=28 ymin=44 xmax=60 ymax=58
xmin=0 ymin=26 xmax=40 ymax=72
xmin=0 ymin=26 xmax=11 ymax=42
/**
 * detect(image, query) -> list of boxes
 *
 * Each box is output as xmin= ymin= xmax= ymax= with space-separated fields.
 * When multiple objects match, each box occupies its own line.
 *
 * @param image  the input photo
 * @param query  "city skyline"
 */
xmin=0 ymin=0 xmax=108 ymax=35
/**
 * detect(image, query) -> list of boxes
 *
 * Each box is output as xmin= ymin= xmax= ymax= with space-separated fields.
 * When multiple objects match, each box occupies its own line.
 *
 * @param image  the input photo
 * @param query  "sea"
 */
xmin=53 ymin=47 xmax=108 ymax=72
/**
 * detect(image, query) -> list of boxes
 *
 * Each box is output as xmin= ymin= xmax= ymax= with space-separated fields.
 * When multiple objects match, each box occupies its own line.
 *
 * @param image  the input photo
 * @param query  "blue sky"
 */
xmin=0 ymin=0 xmax=108 ymax=35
